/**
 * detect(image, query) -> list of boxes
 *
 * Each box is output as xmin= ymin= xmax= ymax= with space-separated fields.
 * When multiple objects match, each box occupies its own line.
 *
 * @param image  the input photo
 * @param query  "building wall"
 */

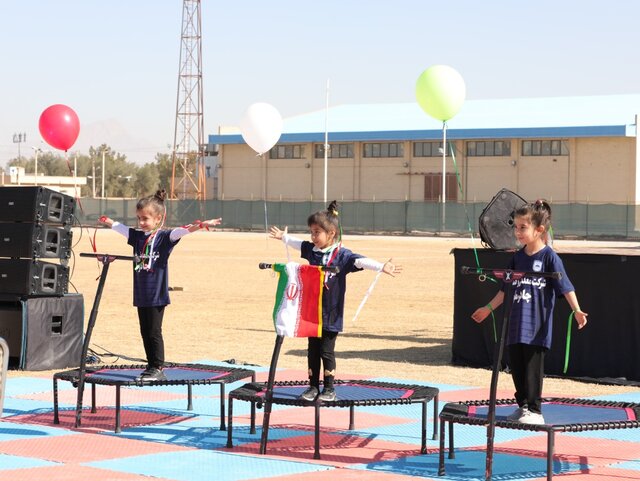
xmin=217 ymin=136 xmax=638 ymax=204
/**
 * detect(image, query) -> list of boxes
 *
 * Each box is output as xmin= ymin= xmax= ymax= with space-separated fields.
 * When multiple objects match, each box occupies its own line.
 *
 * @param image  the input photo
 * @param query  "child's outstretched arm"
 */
xmin=564 ymin=291 xmax=588 ymax=329
xmin=98 ymin=216 xmax=114 ymax=228
xmin=269 ymin=226 xmax=303 ymax=250
xmin=471 ymin=291 xmax=505 ymax=323
xmin=354 ymin=257 xmax=402 ymax=276
xmin=185 ymin=218 xmax=222 ymax=233
xmin=99 ymin=216 xmax=128 ymax=238
xmin=170 ymin=218 xmax=223 ymax=241
xmin=382 ymin=258 xmax=401 ymax=276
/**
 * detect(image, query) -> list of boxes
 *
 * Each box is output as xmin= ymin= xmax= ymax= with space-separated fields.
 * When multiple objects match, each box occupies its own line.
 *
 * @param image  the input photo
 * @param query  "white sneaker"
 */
xmin=518 ymin=410 xmax=545 ymax=425
xmin=506 ymin=407 xmax=527 ymax=421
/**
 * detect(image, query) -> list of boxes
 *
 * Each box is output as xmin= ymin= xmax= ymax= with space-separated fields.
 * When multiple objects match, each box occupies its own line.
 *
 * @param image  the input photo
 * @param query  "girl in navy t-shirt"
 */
xmin=472 ymin=200 xmax=588 ymax=424
xmin=100 ymin=189 xmax=221 ymax=381
xmin=270 ymin=201 xmax=401 ymax=402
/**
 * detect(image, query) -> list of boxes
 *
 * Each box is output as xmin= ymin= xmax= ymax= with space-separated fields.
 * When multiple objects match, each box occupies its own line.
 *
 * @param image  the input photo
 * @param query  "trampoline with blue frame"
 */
xmin=227 ymin=379 xmax=439 ymax=459
xmin=438 ymin=397 xmax=640 ymax=481
xmin=53 ymin=362 xmax=255 ymax=433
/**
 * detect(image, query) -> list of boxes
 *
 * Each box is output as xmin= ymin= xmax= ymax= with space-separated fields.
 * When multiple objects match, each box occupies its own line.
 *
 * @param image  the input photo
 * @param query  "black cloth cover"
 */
xmin=452 ymin=248 xmax=640 ymax=383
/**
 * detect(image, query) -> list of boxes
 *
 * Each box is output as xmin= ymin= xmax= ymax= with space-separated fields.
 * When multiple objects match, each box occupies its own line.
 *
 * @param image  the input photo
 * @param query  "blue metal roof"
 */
xmin=209 ymin=95 xmax=640 ymax=145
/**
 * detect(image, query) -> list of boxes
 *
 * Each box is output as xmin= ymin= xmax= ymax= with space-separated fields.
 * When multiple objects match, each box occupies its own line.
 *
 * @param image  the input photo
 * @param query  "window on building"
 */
xmin=314 ymin=143 xmax=354 ymax=158
xmin=521 ymin=140 xmax=569 ymax=156
xmin=466 ymin=140 xmax=511 ymax=156
xmin=413 ymin=141 xmax=452 ymax=157
xmin=362 ymin=142 xmax=404 ymax=158
xmin=424 ymin=173 xmax=458 ymax=201
xmin=269 ymin=144 xmax=305 ymax=159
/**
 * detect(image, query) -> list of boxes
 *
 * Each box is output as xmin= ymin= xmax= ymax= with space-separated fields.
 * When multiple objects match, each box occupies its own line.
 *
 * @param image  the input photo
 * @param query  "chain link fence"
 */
xmin=76 ymin=199 xmax=640 ymax=240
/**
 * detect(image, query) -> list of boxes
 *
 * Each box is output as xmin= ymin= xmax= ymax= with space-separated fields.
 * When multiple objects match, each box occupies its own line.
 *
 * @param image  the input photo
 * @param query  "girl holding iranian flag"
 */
xmin=269 ymin=200 xmax=401 ymax=402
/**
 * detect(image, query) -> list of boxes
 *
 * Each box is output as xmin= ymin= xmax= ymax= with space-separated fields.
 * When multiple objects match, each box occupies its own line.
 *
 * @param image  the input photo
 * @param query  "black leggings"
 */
xmin=508 ymin=343 xmax=546 ymax=414
xmin=307 ymin=330 xmax=338 ymax=389
xmin=137 ymin=306 xmax=166 ymax=369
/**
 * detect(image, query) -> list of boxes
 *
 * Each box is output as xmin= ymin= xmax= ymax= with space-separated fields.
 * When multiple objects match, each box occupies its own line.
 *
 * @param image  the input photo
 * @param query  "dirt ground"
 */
xmin=10 ymin=228 xmax=636 ymax=399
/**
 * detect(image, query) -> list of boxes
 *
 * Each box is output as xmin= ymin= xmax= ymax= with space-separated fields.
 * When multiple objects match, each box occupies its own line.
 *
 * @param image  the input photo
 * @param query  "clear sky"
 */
xmin=1 ymin=0 xmax=638 ymax=165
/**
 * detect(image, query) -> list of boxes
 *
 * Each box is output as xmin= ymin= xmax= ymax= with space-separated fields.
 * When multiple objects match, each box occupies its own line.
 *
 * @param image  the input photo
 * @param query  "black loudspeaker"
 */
xmin=479 ymin=188 xmax=528 ymax=250
xmin=0 ymin=294 xmax=83 ymax=370
xmin=0 ymin=223 xmax=72 ymax=259
xmin=0 ymin=186 xmax=75 ymax=225
xmin=0 ymin=259 xmax=69 ymax=296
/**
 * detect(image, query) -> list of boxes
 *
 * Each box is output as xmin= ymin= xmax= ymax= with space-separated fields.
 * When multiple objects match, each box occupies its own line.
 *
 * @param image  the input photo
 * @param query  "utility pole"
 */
xmin=101 ymin=148 xmax=107 ymax=198
xmin=31 ymin=146 xmax=42 ymax=185
xmin=170 ymin=0 xmax=205 ymax=200
xmin=13 ymin=132 xmax=26 ymax=161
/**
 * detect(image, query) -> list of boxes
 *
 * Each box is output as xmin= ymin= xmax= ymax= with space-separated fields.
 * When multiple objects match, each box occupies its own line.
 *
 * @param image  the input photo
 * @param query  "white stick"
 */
xmin=352 ymin=271 xmax=382 ymax=323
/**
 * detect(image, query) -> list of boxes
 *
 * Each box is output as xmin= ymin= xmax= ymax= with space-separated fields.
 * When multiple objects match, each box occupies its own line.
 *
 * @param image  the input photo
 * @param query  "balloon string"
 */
xmin=63 ymin=150 xmax=85 ymax=216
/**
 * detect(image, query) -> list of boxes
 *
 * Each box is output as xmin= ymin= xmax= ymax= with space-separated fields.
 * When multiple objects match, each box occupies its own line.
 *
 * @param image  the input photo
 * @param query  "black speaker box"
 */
xmin=0 ymin=294 xmax=83 ymax=370
xmin=0 ymin=186 xmax=75 ymax=225
xmin=479 ymin=188 xmax=528 ymax=250
xmin=0 ymin=259 xmax=69 ymax=296
xmin=0 ymin=223 xmax=72 ymax=259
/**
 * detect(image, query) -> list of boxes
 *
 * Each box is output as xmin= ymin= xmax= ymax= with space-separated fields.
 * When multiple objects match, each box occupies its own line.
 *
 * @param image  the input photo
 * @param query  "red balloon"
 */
xmin=38 ymin=104 xmax=80 ymax=151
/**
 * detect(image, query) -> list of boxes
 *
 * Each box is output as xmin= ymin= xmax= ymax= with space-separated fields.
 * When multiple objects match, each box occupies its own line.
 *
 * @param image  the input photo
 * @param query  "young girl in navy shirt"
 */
xmin=100 ymin=189 xmax=221 ymax=381
xmin=270 ymin=200 xmax=401 ymax=401
xmin=471 ymin=200 xmax=588 ymax=424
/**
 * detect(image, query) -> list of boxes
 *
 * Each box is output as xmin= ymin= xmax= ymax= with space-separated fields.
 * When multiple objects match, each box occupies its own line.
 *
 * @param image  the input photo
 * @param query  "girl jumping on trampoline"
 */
xmin=471 ymin=199 xmax=588 ymax=424
xmin=99 ymin=189 xmax=222 ymax=381
xmin=269 ymin=200 xmax=401 ymax=402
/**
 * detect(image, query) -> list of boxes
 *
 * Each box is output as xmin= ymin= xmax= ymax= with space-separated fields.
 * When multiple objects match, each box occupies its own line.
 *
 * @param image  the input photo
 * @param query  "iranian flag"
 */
xmin=272 ymin=263 xmax=324 ymax=337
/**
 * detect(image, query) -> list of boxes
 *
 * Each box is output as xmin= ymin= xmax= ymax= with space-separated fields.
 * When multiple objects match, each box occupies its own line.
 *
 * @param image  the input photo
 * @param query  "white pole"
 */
xmin=101 ymin=148 xmax=106 ymax=198
xmin=323 ymin=78 xmax=330 ymax=204
xmin=31 ymin=147 xmax=40 ymax=186
xmin=442 ymin=122 xmax=447 ymax=231
xmin=73 ymin=153 xmax=78 ymax=197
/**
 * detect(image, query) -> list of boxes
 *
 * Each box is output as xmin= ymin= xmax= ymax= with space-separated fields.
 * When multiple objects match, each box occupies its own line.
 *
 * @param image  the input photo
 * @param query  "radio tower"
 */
xmin=170 ymin=0 xmax=205 ymax=200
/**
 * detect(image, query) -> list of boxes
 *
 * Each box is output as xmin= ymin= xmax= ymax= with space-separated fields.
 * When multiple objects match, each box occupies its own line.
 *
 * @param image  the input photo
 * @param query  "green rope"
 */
xmin=486 ymin=304 xmax=498 ymax=343
xmin=563 ymin=311 xmax=575 ymax=374
xmin=449 ymin=142 xmax=497 ymax=285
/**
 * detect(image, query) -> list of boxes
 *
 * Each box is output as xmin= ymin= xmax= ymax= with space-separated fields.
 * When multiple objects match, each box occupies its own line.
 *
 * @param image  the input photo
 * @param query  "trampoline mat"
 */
xmin=231 ymin=380 xmax=439 ymax=407
xmin=55 ymin=363 xmax=255 ymax=386
xmin=441 ymin=397 xmax=640 ymax=431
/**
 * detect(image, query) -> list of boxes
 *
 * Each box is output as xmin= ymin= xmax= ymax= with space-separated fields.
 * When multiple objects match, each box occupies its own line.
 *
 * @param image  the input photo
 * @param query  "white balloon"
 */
xmin=239 ymin=103 xmax=283 ymax=155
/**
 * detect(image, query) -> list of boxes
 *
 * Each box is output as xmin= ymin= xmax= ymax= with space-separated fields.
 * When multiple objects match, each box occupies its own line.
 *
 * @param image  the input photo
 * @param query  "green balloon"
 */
xmin=415 ymin=65 xmax=466 ymax=121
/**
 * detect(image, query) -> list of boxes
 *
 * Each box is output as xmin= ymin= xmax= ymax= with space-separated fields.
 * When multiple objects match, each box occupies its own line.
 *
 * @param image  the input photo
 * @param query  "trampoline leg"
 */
xmin=53 ymin=377 xmax=59 ymax=425
xmin=250 ymin=373 xmax=256 ymax=434
xmin=187 ymin=384 xmax=193 ymax=411
xmin=432 ymin=394 xmax=439 ymax=440
xmin=260 ymin=335 xmax=284 ymax=455
xmin=115 ymin=385 xmax=121 ymax=434
xmin=219 ymin=384 xmax=226 ymax=431
xmin=448 ymin=420 xmax=455 ymax=459
xmin=314 ymin=404 xmax=321 ymax=460
xmin=547 ymin=430 xmax=554 ymax=481
xmin=421 ymin=401 xmax=427 ymax=454
xmin=438 ymin=417 xmax=446 ymax=476
xmin=226 ymin=397 xmax=234 ymax=448
xmin=348 ymin=405 xmax=355 ymax=430
xmin=91 ymin=383 xmax=97 ymax=413
xmin=250 ymin=402 xmax=256 ymax=434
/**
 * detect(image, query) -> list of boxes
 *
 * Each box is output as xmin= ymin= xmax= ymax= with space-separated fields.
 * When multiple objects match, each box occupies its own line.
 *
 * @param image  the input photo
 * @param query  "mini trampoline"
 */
xmin=53 ymin=362 xmax=255 ymax=433
xmin=227 ymin=379 xmax=440 ymax=459
xmin=438 ymin=397 xmax=640 ymax=481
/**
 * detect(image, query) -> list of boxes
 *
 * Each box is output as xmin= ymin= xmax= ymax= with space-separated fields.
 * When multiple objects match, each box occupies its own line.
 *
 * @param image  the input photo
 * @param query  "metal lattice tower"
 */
xmin=171 ymin=0 xmax=205 ymax=200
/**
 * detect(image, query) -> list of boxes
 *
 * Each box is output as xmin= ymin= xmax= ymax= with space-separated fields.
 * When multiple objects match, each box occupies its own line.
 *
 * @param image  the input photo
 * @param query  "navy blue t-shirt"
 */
xmin=501 ymin=245 xmax=574 ymax=349
xmin=300 ymin=241 xmax=364 ymax=333
xmin=128 ymin=229 xmax=180 ymax=307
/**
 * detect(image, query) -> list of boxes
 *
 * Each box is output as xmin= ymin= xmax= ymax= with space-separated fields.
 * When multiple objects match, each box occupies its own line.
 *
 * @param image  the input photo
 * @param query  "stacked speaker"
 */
xmin=0 ymin=187 xmax=83 ymax=370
